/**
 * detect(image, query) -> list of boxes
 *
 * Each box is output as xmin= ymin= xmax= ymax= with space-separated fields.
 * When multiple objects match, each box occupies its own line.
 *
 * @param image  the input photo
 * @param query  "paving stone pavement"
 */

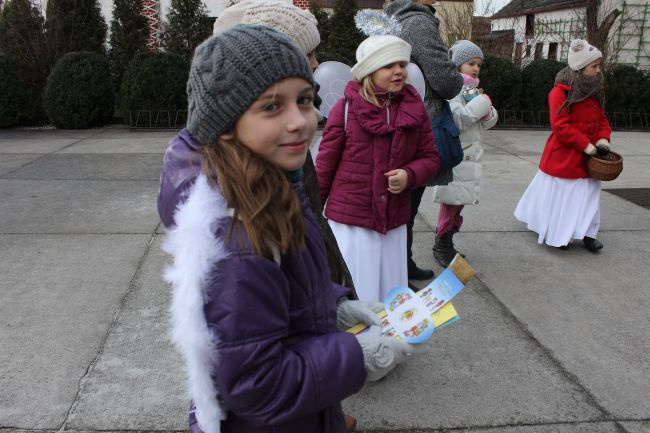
xmin=0 ymin=127 xmax=648 ymax=433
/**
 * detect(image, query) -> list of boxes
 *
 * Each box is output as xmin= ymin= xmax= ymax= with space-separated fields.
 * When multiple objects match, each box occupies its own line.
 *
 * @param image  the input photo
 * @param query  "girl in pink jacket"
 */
xmin=316 ymin=35 xmax=440 ymax=301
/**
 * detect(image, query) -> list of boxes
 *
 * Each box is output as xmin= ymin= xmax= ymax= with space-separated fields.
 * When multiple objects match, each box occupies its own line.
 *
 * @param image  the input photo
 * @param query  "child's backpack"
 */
xmin=431 ymin=101 xmax=463 ymax=172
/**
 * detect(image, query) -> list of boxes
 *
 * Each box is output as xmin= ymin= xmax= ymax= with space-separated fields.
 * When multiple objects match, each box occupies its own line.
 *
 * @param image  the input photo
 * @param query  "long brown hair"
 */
xmin=200 ymin=135 xmax=304 ymax=258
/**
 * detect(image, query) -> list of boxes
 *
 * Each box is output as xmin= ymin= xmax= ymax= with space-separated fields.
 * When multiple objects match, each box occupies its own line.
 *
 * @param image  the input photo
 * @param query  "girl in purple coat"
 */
xmin=158 ymin=26 xmax=420 ymax=433
xmin=316 ymin=35 xmax=440 ymax=301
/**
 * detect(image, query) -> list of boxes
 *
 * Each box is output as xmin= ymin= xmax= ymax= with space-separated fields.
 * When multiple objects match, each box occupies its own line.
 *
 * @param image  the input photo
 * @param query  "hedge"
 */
xmin=119 ymin=51 xmax=188 ymax=121
xmin=44 ymin=52 xmax=114 ymax=129
xmin=0 ymin=56 xmax=28 ymax=128
xmin=605 ymin=64 xmax=650 ymax=114
xmin=520 ymin=59 xmax=567 ymax=114
xmin=480 ymin=55 xmax=522 ymax=112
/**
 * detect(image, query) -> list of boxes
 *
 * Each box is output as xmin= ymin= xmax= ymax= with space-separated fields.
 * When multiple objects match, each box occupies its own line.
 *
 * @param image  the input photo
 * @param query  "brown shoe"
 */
xmin=344 ymin=414 xmax=357 ymax=432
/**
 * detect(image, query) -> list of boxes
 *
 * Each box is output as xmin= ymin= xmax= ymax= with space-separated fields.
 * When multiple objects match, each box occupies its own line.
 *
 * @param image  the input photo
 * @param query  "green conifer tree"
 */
xmin=109 ymin=0 xmax=148 ymax=86
xmin=161 ymin=0 xmax=211 ymax=64
xmin=309 ymin=0 xmax=330 ymax=55
xmin=45 ymin=0 xmax=107 ymax=60
xmin=325 ymin=0 xmax=363 ymax=65
xmin=0 ymin=0 xmax=52 ymax=123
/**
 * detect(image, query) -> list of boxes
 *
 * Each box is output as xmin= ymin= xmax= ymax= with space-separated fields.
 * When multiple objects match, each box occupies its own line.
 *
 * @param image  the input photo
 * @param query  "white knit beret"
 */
xmin=351 ymin=35 xmax=412 ymax=80
xmin=213 ymin=0 xmax=320 ymax=54
xmin=568 ymin=39 xmax=602 ymax=71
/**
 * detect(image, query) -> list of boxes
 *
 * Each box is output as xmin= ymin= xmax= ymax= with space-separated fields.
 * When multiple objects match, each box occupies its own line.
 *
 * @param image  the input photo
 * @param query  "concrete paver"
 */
xmin=6 ymin=154 xmax=163 ymax=181
xmin=63 ymin=237 xmax=186 ymax=431
xmin=0 ymin=127 xmax=647 ymax=433
xmin=0 ymin=179 xmax=159 ymax=234
xmin=0 ymin=234 xmax=152 ymax=429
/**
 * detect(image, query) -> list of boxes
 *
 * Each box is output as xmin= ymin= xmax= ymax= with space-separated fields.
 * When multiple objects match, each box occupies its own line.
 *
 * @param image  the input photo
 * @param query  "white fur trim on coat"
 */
xmin=162 ymin=174 xmax=231 ymax=433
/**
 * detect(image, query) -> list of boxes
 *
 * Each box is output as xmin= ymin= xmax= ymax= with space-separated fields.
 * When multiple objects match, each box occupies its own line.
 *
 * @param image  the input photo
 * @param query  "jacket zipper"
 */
xmin=385 ymin=92 xmax=392 ymax=125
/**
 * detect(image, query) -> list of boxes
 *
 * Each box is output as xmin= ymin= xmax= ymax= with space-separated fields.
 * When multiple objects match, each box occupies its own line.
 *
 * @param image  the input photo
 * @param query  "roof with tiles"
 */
xmin=492 ymin=0 xmax=586 ymax=18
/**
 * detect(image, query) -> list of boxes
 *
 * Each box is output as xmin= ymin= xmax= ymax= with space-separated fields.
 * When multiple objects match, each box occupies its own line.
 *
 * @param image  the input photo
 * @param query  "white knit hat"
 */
xmin=351 ymin=35 xmax=412 ymax=80
xmin=213 ymin=0 xmax=320 ymax=54
xmin=568 ymin=39 xmax=602 ymax=71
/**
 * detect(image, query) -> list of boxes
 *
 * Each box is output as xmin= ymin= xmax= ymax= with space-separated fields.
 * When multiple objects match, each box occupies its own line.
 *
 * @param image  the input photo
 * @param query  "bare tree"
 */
xmin=586 ymin=0 xmax=620 ymax=52
xmin=437 ymin=2 xmax=474 ymax=45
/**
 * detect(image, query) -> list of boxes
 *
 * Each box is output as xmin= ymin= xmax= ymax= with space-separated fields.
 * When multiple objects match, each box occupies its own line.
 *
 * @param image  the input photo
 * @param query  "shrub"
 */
xmin=323 ymin=0 xmax=362 ymax=66
xmin=44 ymin=52 xmax=114 ymax=128
xmin=310 ymin=0 xmax=330 ymax=58
xmin=119 ymin=51 xmax=189 ymax=120
xmin=0 ymin=0 xmax=52 ymax=125
xmin=520 ymin=58 xmax=567 ymax=113
xmin=160 ymin=0 xmax=212 ymax=64
xmin=109 ymin=0 xmax=149 ymax=87
xmin=0 ymin=56 xmax=28 ymax=128
xmin=604 ymin=64 xmax=650 ymax=114
xmin=45 ymin=0 xmax=107 ymax=59
xmin=480 ymin=55 xmax=521 ymax=112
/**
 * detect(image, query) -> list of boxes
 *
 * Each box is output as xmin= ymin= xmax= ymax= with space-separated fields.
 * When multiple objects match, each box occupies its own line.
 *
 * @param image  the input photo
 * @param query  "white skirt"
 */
xmin=514 ymin=170 xmax=601 ymax=247
xmin=329 ymin=221 xmax=408 ymax=302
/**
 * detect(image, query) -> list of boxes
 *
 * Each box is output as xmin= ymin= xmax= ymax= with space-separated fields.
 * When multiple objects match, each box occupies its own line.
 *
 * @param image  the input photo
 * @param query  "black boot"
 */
xmin=408 ymin=258 xmax=434 ymax=280
xmin=450 ymin=229 xmax=466 ymax=258
xmin=433 ymin=232 xmax=456 ymax=267
xmin=583 ymin=236 xmax=603 ymax=252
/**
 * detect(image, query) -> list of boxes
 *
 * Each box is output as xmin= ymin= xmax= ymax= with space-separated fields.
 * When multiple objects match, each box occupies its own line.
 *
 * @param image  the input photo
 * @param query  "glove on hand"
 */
xmin=354 ymin=325 xmax=418 ymax=382
xmin=584 ymin=143 xmax=597 ymax=156
xmin=336 ymin=299 xmax=384 ymax=330
xmin=595 ymin=138 xmax=610 ymax=152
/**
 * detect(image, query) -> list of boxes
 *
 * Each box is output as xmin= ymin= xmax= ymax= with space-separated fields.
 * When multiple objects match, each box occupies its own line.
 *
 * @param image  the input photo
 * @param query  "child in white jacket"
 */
xmin=432 ymin=40 xmax=498 ymax=267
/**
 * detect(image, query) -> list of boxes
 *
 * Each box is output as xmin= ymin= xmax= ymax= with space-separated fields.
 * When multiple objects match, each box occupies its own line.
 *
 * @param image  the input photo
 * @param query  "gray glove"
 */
xmin=354 ymin=325 xmax=418 ymax=382
xmin=584 ymin=143 xmax=597 ymax=156
xmin=336 ymin=299 xmax=384 ymax=330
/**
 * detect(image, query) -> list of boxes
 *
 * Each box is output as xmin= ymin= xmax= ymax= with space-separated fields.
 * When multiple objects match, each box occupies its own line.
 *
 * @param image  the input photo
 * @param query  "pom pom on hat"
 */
xmin=351 ymin=35 xmax=412 ymax=80
xmin=449 ymin=40 xmax=483 ymax=67
xmin=568 ymin=39 xmax=602 ymax=71
xmin=186 ymin=25 xmax=314 ymax=146
xmin=213 ymin=0 xmax=320 ymax=54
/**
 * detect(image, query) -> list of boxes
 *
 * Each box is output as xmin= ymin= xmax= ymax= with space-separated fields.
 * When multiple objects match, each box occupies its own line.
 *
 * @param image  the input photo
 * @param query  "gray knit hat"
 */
xmin=449 ymin=40 xmax=484 ymax=67
xmin=186 ymin=24 xmax=315 ymax=146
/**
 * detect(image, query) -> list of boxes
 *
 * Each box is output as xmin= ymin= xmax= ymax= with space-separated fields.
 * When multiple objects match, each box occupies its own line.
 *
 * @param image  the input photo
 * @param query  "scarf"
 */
xmin=554 ymin=66 xmax=605 ymax=113
xmin=461 ymin=73 xmax=480 ymax=88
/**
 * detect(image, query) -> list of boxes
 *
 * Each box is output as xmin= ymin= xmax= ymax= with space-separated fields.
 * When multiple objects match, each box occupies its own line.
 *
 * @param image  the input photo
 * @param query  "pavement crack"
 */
xmin=56 ymin=230 xmax=158 ymax=432
xmin=472 ymin=274 xmax=630 ymax=433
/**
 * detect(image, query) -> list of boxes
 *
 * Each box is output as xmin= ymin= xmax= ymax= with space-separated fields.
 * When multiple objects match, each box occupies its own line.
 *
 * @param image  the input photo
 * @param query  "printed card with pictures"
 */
xmin=347 ymin=267 xmax=466 ymax=343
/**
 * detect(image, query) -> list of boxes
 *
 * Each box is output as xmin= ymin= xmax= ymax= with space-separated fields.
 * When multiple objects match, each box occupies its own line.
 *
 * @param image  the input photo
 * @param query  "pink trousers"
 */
xmin=436 ymin=204 xmax=464 ymax=238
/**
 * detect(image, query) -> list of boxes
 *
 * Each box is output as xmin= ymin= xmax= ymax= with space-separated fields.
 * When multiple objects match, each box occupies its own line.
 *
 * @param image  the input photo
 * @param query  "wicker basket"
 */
xmin=587 ymin=150 xmax=623 ymax=181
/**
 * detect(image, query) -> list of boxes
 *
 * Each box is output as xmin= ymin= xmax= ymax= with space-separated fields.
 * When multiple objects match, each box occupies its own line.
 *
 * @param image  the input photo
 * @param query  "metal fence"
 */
xmin=129 ymin=110 xmax=187 ymax=129
xmin=495 ymin=110 xmax=650 ymax=131
xmin=128 ymin=109 xmax=650 ymax=131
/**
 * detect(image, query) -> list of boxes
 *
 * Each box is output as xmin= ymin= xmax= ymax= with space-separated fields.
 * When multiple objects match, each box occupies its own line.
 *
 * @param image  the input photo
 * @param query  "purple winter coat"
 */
xmin=158 ymin=134 xmax=366 ymax=433
xmin=316 ymin=81 xmax=440 ymax=234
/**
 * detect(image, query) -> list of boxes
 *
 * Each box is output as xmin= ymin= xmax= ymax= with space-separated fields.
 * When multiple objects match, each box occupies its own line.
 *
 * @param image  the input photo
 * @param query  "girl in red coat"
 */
xmin=316 ymin=35 xmax=440 ymax=301
xmin=515 ymin=39 xmax=611 ymax=251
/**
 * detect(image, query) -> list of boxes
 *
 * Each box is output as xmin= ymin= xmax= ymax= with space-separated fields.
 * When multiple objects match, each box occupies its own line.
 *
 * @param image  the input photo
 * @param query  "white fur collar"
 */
xmin=162 ymin=174 xmax=229 ymax=433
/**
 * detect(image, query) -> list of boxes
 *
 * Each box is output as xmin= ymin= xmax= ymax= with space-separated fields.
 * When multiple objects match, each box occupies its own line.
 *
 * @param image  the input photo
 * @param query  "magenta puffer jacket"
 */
xmin=316 ymin=81 xmax=440 ymax=234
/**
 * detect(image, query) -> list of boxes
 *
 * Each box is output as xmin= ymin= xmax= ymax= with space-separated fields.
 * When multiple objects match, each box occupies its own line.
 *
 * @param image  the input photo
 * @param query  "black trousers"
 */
xmin=407 ymin=186 xmax=426 ymax=260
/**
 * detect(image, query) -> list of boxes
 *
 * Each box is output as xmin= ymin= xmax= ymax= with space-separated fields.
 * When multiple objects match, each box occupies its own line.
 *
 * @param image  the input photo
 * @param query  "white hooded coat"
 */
xmin=432 ymin=87 xmax=498 ymax=205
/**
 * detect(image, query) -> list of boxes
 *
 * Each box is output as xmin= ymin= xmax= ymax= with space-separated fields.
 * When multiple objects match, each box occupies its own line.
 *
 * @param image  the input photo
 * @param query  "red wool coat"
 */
xmin=316 ymin=81 xmax=440 ymax=234
xmin=539 ymin=83 xmax=611 ymax=179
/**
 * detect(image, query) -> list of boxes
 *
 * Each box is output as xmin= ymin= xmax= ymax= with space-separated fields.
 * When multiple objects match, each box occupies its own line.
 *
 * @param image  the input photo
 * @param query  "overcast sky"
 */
xmin=473 ymin=0 xmax=510 ymax=16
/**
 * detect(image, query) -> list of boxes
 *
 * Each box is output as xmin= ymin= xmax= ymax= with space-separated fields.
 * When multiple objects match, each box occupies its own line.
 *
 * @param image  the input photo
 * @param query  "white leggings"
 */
xmin=329 ymin=221 xmax=408 ymax=302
